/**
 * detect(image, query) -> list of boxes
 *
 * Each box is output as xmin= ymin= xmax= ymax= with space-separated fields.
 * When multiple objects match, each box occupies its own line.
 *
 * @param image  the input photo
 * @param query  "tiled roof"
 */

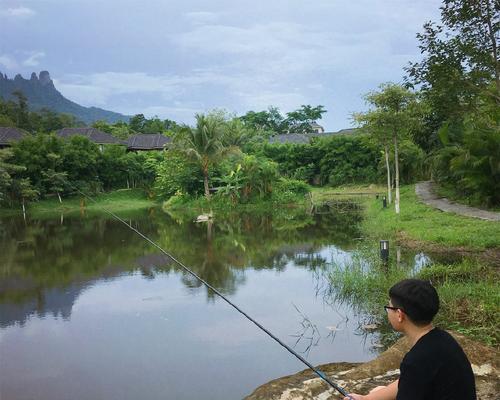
xmin=56 ymin=128 xmax=124 ymax=145
xmin=126 ymin=133 xmax=171 ymax=150
xmin=269 ymin=133 xmax=310 ymax=144
xmin=0 ymin=127 xmax=28 ymax=145
xmin=269 ymin=128 xmax=358 ymax=144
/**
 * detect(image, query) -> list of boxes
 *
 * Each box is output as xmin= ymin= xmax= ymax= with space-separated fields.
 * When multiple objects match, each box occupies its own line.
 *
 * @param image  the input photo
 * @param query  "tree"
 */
xmin=0 ymin=149 xmax=24 ymax=202
xmin=11 ymin=90 xmax=30 ymax=130
xmin=240 ymin=106 xmax=287 ymax=134
xmin=12 ymin=177 xmax=39 ymax=215
xmin=361 ymin=83 xmax=420 ymax=213
xmin=42 ymin=169 xmax=68 ymax=203
xmin=354 ymin=109 xmax=393 ymax=204
xmin=285 ymin=105 xmax=327 ymax=133
xmin=175 ymin=114 xmax=228 ymax=199
xmin=405 ymin=0 xmax=499 ymax=146
xmin=129 ymin=114 xmax=147 ymax=132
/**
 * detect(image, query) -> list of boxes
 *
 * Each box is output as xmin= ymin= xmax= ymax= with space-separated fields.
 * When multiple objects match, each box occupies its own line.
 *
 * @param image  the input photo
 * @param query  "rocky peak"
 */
xmin=39 ymin=71 xmax=53 ymax=86
xmin=30 ymin=72 xmax=38 ymax=81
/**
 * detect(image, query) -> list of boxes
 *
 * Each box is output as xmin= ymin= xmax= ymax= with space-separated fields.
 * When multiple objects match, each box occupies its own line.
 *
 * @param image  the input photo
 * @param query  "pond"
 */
xmin=0 ymin=203 xmax=424 ymax=400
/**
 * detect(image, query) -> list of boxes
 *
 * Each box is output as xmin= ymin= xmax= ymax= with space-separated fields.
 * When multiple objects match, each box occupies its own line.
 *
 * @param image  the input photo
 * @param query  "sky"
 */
xmin=0 ymin=0 xmax=442 ymax=130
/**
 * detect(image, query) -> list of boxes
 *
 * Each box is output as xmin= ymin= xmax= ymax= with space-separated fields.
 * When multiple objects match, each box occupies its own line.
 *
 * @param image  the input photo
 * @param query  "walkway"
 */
xmin=415 ymin=181 xmax=500 ymax=222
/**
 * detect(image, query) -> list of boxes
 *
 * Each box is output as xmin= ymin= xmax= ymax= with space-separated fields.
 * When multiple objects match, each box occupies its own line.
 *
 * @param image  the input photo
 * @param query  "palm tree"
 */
xmin=176 ymin=114 xmax=226 ymax=199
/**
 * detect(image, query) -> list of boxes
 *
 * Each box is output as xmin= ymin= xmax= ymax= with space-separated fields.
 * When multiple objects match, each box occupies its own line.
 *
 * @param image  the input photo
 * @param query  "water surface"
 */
xmin=0 ymin=205 xmax=410 ymax=400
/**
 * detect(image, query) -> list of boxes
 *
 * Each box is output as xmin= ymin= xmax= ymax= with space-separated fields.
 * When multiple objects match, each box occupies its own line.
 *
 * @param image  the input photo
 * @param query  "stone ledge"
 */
xmin=244 ymin=331 xmax=499 ymax=400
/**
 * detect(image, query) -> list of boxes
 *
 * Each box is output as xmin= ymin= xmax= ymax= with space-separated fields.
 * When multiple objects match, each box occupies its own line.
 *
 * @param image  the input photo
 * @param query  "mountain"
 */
xmin=0 ymin=71 xmax=130 ymax=124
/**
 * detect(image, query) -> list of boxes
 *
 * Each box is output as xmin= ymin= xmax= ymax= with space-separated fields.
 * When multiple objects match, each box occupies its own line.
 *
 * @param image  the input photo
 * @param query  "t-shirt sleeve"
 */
xmin=397 ymin=358 xmax=434 ymax=400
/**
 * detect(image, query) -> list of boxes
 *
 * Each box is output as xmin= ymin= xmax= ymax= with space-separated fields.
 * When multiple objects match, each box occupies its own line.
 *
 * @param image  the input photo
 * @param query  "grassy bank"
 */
xmin=1 ymin=189 xmax=157 ymax=217
xmin=363 ymin=185 xmax=500 ymax=250
xmin=322 ymin=184 xmax=500 ymax=346
xmin=162 ymin=189 xmax=310 ymax=220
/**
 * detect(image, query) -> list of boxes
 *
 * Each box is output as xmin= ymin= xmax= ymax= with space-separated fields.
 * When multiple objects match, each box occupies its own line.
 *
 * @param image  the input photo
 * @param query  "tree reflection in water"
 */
xmin=0 ymin=202 xmax=363 ymax=327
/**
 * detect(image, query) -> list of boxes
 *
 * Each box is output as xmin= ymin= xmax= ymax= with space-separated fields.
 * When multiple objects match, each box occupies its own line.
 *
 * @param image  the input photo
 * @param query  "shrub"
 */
xmin=154 ymin=151 xmax=202 ymax=199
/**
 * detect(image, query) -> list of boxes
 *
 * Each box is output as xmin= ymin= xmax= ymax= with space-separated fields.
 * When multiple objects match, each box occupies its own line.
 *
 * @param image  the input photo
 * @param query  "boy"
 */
xmin=345 ymin=279 xmax=476 ymax=400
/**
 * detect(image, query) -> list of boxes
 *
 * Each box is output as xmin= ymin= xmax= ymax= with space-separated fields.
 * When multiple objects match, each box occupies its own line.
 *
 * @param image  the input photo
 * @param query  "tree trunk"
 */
xmin=393 ymin=132 xmax=400 ymax=214
xmin=22 ymin=198 xmax=26 ymax=216
xmin=203 ymin=169 xmax=211 ymax=199
xmin=483 ymin=0 xmax=500 ymax=101
xmin=384 ymin=144 xmax=392 ymax=204
xmin=57 ymin=192 xmax=62 ymax=203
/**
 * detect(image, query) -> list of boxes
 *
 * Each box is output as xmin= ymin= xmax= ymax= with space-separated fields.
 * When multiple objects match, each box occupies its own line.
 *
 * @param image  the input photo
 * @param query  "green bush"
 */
xmin=317 ymin=135 xmax=381 ymax=186
xmin=274 ymin=178 xmax=310 ymax=196
xmin=154 ymin=151 xmax=202 ymax=199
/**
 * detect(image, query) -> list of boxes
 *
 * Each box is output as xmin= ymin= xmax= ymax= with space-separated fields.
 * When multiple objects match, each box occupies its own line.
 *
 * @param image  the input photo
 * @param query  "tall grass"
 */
xmin=326 ymin=248 xmax=499 ymax=346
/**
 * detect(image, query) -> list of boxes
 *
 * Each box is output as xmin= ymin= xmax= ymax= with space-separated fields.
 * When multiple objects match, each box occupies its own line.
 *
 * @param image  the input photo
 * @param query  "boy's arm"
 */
xmin=344 ymin=379 xmax=398 ymax=400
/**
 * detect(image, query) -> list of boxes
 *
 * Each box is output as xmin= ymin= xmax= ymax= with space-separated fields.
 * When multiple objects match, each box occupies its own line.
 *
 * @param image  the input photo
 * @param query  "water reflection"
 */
xmin=0 ymin=205 xmax=362 ymax=329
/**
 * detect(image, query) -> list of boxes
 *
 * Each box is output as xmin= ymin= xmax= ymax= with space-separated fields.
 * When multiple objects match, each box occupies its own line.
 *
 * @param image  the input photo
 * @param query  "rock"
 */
xmin=39 ymin=70 xmax=53 ymax=86
xmin=195 ymin=213 xmax=213 ymax=222
xmin=243 ymin=331 xmax=499 ymax=400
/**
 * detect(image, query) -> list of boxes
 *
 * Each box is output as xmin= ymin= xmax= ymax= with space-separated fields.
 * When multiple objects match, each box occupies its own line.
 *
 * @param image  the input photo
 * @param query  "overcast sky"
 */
xmin=1 ymin=0 xmax=442 ymax=130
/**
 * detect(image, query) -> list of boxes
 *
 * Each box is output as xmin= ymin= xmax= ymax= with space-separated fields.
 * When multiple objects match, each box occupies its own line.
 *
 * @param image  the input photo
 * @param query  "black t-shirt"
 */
xmin=397 ymin=328 xmax=476 ymax=400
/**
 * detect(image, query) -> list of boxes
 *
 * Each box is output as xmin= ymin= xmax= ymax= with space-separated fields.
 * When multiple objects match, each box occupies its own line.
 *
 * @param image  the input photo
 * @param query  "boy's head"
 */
xmin=389 ymin=279 xmax=439 ymax=326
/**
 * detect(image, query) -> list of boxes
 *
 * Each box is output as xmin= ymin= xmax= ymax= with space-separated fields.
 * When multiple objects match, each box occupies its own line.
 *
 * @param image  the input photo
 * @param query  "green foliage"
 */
xmin=129 ymin=113 xmax=180 ymax=134
xmin=317 ymin=135 xmax=381 ymax=186
xmin=11 ymin=133 xmax=66 ymax=194
xmin=431 ymin=91 xmax=500 ymax=206
xmin=391 ymin=139 xmax=426 ymax=183
xmin=285 ymin=105 xmax=327 ymax=133
xmin=272 ymin=178 xmax=311 ymax=203
xmin=154 ymin=151 xmax=202 ymax=199
xmin=240 ymin=104 xmax=326 ymax=134
xmin=174 ymin=113 xmax=232 ymax=198
xmin=226 ymin=155 xmax=278 ymax=201
xmin=0 ymin=97 xmax=80 ymax=133
xmin=0 ymin=149 xmax=24 ymax=201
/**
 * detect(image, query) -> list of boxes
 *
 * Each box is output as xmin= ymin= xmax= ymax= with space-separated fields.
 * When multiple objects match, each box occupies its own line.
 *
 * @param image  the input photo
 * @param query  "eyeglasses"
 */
xmin=384 ymin=305 xmax=403 ymax=312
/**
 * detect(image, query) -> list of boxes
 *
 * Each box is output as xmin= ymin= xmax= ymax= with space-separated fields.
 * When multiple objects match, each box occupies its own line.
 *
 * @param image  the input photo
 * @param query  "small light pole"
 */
xmin=380 ymin=240 xmax=389 ymax=264
xmin=382 ymin=196 xmax=387 ymax=208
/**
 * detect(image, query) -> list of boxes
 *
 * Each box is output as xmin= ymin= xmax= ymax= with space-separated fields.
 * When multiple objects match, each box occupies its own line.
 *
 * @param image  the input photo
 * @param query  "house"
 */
xmin=0 ymin=127 xmax=28 ymax=148
xmin=56 ymin=127 xmax=124 ymax=151
xmin=126 ymin=133 xmax=171 ymax=151
xmin=309 ymin=122 xmax=325 ymax=134
xmin=269 ymin=128 xmax=358 ymax=145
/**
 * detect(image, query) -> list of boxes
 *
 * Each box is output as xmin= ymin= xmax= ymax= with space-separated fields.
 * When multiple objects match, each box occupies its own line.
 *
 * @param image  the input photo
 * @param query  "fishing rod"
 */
xmin=69 ymin=184 xmax=353 ymax=399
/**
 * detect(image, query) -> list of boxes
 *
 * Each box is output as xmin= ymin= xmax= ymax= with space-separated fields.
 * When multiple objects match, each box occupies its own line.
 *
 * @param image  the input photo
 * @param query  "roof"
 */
xmin=268 ymin=128 xmax=358 ymax=144
xmin=269 ymin=133 xmax=310 ymax=144
xmin=0 ymin=127 xmax=28 ymax=145
xmin=56 ymin=128 xmax=124 ymax=145
xmin=126 ymin=133 xmax=171 ymax=150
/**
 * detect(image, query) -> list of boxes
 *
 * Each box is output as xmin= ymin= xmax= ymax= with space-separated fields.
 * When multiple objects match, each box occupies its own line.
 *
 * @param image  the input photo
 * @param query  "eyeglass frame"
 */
xmin=384 ymin=305 xmax=404 ymax=312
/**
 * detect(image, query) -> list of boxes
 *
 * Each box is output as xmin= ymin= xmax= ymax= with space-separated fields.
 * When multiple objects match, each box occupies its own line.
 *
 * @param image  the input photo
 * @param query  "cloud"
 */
xmin=184 ymin=11 xmax=219 ymax=25
xmin=0 ymin=7 xmax=35 ymax=18
xmin=0 ymin=54 xmax=18 ymax=70
xmin=22 ymin=51 xmax=45 ymax=67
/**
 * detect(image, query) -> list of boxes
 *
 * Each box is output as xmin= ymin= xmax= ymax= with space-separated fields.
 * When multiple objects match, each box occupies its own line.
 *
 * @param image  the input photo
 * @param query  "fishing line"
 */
xmin=69 ymin=184 xmax=353 ymax=399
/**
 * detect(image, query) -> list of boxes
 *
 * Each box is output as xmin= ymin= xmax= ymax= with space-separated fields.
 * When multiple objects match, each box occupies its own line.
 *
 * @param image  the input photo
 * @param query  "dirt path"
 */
xmin=415 ymin=181 xmax=500 ymax=221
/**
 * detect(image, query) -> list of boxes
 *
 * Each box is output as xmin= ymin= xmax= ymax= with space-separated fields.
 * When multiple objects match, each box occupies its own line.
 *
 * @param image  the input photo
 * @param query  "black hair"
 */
xmin=389 ymin=279 xmax=439 ymax=326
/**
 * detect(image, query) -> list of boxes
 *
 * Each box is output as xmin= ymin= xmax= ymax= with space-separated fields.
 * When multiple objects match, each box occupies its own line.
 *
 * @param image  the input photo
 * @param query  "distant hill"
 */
xmin=0 ymin=71 xmax=130 ymax=124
